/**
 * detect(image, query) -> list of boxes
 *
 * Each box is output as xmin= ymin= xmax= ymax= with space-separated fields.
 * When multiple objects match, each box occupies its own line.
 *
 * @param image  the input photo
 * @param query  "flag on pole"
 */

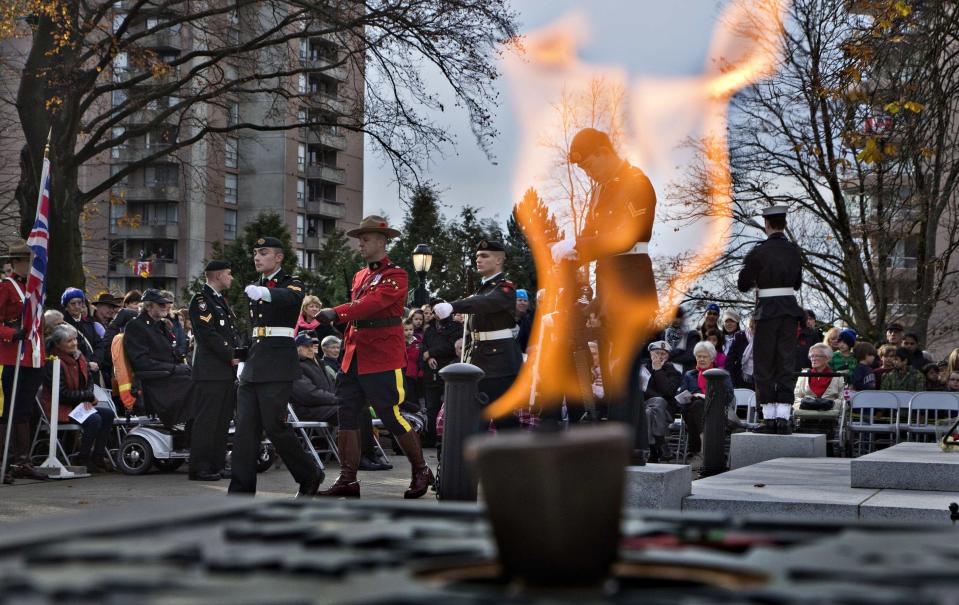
xmin=23 ymin=141 xmax=51 ymax=367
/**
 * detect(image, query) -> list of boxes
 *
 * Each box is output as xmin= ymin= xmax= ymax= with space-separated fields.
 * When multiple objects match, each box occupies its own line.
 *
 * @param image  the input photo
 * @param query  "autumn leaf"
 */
xmin=884 ymin=101 xmax=901 ymax=114
xmin=856 ymin=138 xmax=883 ymax=164
xmin=903 ymin=101 xmax=924 ymax=113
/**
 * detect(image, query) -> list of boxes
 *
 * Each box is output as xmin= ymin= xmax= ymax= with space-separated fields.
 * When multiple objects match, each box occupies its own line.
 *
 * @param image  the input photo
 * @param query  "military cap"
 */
xmin=568 ymin=127 xmax=614 ymax=165
xmin=252 ymin=236 xmax=283 ymax=250
xmin=761 ymin=206 xmax=789 ymax=218
xmin=476 ymin=239 xmax=506 ymax=253
xmin=204 ymin=259 xmax=231 ymax=272
xmin=142 ymin=289 xmax=172 ymax=304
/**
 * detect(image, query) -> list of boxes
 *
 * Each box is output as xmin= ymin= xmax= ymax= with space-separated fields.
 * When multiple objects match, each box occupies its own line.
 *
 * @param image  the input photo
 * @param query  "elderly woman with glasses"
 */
xmin=42 ymin=324 xmax=116 ymax=473
xmin=791 ymin=342 xmax=844 ymax=434
xmin=676 ymin=340 xmax=734 ymax=470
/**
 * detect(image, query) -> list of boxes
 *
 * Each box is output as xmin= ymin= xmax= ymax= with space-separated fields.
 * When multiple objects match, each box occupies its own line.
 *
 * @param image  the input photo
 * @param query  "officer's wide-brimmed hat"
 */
xmin=346 ymin=215 xmax=401 ymax=239
xmin=92 ymin=292 xmax=121 ymax=307
xmin=142 ymin=289 xmax=172 ymax=305
xmin=0 ymin=240 xmax=31 ymax=260
xmin=252 ymin=236 xmax=284 ymax=251
xmin=204 ymin=259 xmax=231 ymax=272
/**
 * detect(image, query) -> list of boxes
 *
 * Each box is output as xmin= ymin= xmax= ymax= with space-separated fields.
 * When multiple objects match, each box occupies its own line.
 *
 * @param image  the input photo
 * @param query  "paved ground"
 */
xmin=0 ymin=448 xmax=441 ymax=524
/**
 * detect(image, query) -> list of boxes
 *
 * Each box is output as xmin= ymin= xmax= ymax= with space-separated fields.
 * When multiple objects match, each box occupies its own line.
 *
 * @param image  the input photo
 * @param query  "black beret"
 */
xmin=142 ymin=289 xmax=171 ymax=304
xmin=252 ymin=236 xmax=283 ymax=250
xmin=476 ymin=239 xmax=506 ymax=253
xmin=568 ymin=128 xmax=613 ymax=164
xmin=204 ymin=259 xmax=231 ymax=272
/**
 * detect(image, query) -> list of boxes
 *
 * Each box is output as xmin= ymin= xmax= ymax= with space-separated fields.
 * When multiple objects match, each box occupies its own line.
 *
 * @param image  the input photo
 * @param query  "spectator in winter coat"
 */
xmin=829 ymin=328 xmax=858 ymax=375
xmin=61 ymin=287 xmax=103 ymax=383
xmin=643 ymin=340 xmax=682 ymax=462
xmin=793 ymin=343 xmax=845 ymax=420
xmin=849 ymin=342 xmax=877 ymax=392
xmin=880 ymin=348 xmax=926 ymax=391
xmin=901 ymin=332 xmax=930 ymax=371
xmin=796 ymin=309 xmax=823 ymax=371
xmin=677 ymin=341 xmax=734 ymax=469
xmin=921 ymin=363 xmax=943 ymax=391
xmin=290 ymin=334 xmax=338 ymax=422
xmin=720 ymin=309 xmax=741 ymax=356
xmin=703 ymin=329 xmax=726 ymax=368
xmin=724 ymin=317 xmax=755 ymax=389
xmin=403 ymin=319 xmax=424 ymax=406
xmin=696 ymin=303 xmax=721 ymax=341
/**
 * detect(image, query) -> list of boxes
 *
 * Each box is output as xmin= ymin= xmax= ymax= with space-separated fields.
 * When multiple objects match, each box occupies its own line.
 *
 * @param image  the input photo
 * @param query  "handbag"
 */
xmin=799 ymin=396 xmax=833 ymax=411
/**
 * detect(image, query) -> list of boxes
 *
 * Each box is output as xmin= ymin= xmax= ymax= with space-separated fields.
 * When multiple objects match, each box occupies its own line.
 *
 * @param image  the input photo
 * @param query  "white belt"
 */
xmin=253 ymin=326 xmax=295 ymax=338
xmin=757 ymin=287 xmax=797 ymax=298
xmin=617 ymin=242 xmax=649 ymax=256
xmin=471 ymin=329 xmax=514 ymax=342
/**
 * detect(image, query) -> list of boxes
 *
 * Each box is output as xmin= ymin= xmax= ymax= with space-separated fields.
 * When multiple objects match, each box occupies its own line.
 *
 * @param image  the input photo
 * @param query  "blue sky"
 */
xmin=363 ymin=0 xmax=727 ymax=226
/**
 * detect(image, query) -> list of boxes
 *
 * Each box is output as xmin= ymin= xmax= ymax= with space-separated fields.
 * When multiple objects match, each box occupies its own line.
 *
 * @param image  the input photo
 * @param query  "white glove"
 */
xmin=245 ymin=285 xmax=268 ymax=301
xmin=433 ymin=302 xmax=453 ymax=320
xmin=551 ymin=238 xmax=578 ymax=263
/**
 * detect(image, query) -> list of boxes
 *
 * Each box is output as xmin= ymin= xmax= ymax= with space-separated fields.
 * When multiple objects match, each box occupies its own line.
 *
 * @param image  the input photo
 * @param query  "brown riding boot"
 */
xmin=395 ymin=430 xmax=434 ymax=499
xmin=317 ymin=429 xmax=360 ymax=498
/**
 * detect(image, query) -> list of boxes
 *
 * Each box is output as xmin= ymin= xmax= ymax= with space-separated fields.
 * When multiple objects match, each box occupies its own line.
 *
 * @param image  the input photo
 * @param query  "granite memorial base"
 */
xmin=851 ymin=442 xmax=959 ymax=492
xmin=729 ymin=432 xmax=826 ymax=470
xmin=623 ymin=463 xmax=692 ymax=510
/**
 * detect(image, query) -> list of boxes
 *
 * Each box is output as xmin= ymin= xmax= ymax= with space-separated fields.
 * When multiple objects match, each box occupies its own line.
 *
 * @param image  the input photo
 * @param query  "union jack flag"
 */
xmin=23 ymin=145 xmax=50 ymax=366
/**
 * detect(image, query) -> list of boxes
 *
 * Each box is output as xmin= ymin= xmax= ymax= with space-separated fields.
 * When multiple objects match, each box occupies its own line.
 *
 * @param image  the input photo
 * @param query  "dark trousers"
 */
xmin=423 ymin=377 xmax=444 ymax=445
xmin=477 ymin=375 xmax=520 ymax=431
xmin=1 ymin=365 xmax=42 ymax=424
xmin=77 ymin=408 xmax=116 ymax=461
xmin=228 ymin=381 xmax=316 ymax=494
xmin=190 ymin=380 xmax=235 ymax=474
xmin=599 ymin=343 xmax=649 ymax=452
xmin=336 ymin=363 xmax=411 ymax=436
xmin=753 ymin=316 xmax=799 ymax=405
xmin=678 ymin=399 xmax=705 ymax=454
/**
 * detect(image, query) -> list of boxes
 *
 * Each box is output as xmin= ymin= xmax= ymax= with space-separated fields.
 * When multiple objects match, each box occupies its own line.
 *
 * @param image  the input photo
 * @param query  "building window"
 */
xmin=297 ymin=249 xmax=305 ymax=268
xmin=225 ymin=137 xmax=238 ymax=168
xmin=297 ymin=178 xmax=306 ymax=207
xmin=297 ymin=144 xmax=306 ymax=171
xmin=145 ymin=164 xmax=178 ymax=186
xmin=228 ymin=102 xmax=239 ymax=127
xmin=296 ymin=214 xmax=304 ymax=243
xmin=224 ymin=209 xmax=237 ymax=240
xmin=224 ymin=173 xmax=237 ymax=204
xmin=298 ymin=74 xmax=307 ymax=94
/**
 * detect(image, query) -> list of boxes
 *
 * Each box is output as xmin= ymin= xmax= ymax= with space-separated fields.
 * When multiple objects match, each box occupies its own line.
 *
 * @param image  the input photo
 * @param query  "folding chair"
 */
xmin=665 ymin=414 xmax=688 ymax=463
xmin=848 ymin=391 xmax=899 ymax=457
xmin=29 ymin=394 xmax=81 ymax=466
xmin=904 ymin=392 xmax=959 ymax=442
xmin=369 ymin=418 xmax=392 ymax=463
xmin=286 ymin=404 xmax=337 ymax=469
xmin=733 ymin=388 xmax=757 ymax=423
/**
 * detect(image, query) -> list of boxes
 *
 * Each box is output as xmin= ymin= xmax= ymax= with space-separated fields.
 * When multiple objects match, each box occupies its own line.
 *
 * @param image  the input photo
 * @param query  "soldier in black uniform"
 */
xmin=737 ymin=206 xmax=804 ymax=434
xmin=552 ymin=128 xmax=657 ymax=462
xmin=228 ymin=237 xmax=322 ymax=497
xmin=433 ymin=240 xmax=523 ymax=429
xmin=187 ymin=260 xmax=238 ymax=481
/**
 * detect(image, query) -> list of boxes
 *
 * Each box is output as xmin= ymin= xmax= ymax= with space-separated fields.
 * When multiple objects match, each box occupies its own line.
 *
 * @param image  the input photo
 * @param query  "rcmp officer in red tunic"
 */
xmin=0 ymin=241 xmax=43 ymax=480
xmin=551 ymin=128 xmax=658 ymax=462
xmin=316 ymin=216 xmax=434 ymax=499
xmin=187 ymin=260 xmax=238 ymax=481
xmin=432 ymin=240 xmax=523 ymax=429
xmin=228 ymin=237 xmax=322 ymax=497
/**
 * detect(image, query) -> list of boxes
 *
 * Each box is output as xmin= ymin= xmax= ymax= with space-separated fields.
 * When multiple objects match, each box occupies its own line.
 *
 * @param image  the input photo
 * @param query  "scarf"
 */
xmin=809 ymin=373 xmax=832 ymax=398
xmin=696 ymin=364 xmax=714 ymax=392
xmin=57 ymin=349 xmax=89 ymax=391
xmin=742 ymin=330 xmax=755 ymax=379
xmin=295 ymin=315 xmax=321 ymax=336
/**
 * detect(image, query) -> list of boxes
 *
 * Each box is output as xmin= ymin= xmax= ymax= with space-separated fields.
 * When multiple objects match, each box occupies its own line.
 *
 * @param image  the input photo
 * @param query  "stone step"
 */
xmin=851 ymin=442 xmax=959 ymax=492
xmin=623 ymin=464 xmax=691 ymax=510
xmin=729 ymin=432 xmax=826 ymax=470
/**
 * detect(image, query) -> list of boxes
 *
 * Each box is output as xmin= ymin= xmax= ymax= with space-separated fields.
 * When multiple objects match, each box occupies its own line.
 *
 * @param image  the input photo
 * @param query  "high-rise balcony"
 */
xmin=305 ymin=128 xmax=347 ymax=151
xmin=305 ymin=163 xmax=345 ymax=185
xmin=115 ymin=183 xmax=181 ymax=202
xmin=109 ymin=220 xmax=179 ymax=239
xmin=306 ymin=199 xmax=346 ymax=218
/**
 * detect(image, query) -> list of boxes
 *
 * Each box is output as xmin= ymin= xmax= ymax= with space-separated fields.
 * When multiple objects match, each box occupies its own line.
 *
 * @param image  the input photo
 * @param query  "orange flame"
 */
xmin=487 ymin=1 xmax=790 ymax=419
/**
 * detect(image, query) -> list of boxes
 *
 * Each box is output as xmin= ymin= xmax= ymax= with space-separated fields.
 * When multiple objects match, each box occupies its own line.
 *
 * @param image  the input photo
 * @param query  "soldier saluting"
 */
xmin=228 ymin=237 xmax=322 ymax=497
xmin=187 ymin=260 xmax=238 ymax=481
xmin=737 ymin=206 xmax=804 ymax=434
xmin=433 ymin=240 xmax=523 ymax=429
xmin=316 ymin=216 xmax=434 ymax=499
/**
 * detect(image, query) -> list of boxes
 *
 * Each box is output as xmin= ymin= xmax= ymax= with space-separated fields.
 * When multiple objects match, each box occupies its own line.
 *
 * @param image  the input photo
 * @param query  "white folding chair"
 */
xmin=904 ymin=392 xmax=959 ymax=442
xmin=665 ymin=414 xmax=688 ymax=463
xmin=733 ymin=388 xmax=757 ymax=423
xmin=286 ymin=404 xmax=337 ymax=469
xmin=369 ymin=418 xmax=392 ymax=463
xmin=848 ymin=391 xmax=899 ymax=456
xmin=29 ymin=394 xmax=81 ymax=465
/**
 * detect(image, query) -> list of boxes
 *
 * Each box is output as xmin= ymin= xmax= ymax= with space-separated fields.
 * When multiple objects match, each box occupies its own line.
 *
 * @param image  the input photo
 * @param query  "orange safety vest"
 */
xmin=111 ymin=334 xmax=137 ymax=410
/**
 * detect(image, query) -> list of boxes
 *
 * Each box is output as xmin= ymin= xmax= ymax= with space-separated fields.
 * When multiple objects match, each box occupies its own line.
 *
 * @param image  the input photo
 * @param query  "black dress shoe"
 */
xmin=189 ymin=471 xmax=222 ymax=481
xmin=217 ymin=467 xmax=232 ymax=479
xmin=295 ymin=470 xmax=324 ymax=498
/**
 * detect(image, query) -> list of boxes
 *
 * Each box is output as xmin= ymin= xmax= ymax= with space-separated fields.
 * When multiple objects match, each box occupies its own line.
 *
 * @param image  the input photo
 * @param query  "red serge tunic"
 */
xmin=333 ymin=257 xmax=408 ymax=375
xmin=0 ymin=274 xmax=43 ymax=368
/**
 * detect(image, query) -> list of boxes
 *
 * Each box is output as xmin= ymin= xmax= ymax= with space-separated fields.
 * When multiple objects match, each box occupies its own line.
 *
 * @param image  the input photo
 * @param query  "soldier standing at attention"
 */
xmin=187 ymin=260 xmax=238 ymax=481
xmin=228 ymin=237 xmax=322 ymax=497
xmin=551 ymin=128 xmax=657 ymax=463
xmin=737 ymin=206 xmax=804 ymax=434
xmin=432 ymin=240 xmax=523 ymax=429
xmin=316 ymin=216 xmax=434 ymax=499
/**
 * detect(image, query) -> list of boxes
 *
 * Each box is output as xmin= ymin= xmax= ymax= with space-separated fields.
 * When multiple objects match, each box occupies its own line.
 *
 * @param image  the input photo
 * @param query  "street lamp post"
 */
xmin=411 ymin=243 xmax=433 ymax=307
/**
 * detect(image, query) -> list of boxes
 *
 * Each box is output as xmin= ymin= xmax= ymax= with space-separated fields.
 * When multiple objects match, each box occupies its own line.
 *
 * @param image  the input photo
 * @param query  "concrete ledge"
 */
xmin=851 ymin=442 xmax=959 ymax=492
xmin=684 ymin=458 xmax=869 ymax=520
xmin=859 ymin=489 xmax=959 ymax=524
xmin=624 ymin=464 xmax=691 ymax=510
xmin=729 ymin=432 xmax=826 ymax=470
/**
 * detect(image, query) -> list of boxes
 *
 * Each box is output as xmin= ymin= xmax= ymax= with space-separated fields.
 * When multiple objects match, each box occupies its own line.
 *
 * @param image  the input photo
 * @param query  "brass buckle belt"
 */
xmin=352 ymin=317 xmax=402 ymax=329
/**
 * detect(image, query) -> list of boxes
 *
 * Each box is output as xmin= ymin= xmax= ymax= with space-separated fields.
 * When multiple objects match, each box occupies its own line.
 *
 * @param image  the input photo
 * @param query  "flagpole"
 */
xmin=1 ymin=128 xmax=52 ymax=485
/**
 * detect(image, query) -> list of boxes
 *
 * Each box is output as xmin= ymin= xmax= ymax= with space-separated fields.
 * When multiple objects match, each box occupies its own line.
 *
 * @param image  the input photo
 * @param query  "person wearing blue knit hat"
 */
xmin=513 ymin=288 xmax=533 ymax=353
xmin=61 ymin=287 xmax=104 ymax=385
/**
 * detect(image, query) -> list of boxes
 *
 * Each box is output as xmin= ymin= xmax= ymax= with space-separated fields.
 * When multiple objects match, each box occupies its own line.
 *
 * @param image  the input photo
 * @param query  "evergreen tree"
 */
xmin=437 ymin=206 xmax=503 ymax=301
xmin=504 ymin=188 xmax=560 ymax=295
xmin=388 ymin=184 xmax=450 ymax=304
xmin=310 ymin=229 xmax=363 ymax=306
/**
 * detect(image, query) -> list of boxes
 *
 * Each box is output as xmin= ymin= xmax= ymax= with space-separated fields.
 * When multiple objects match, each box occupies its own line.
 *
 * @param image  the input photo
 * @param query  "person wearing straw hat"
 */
xmin=315 ymin=215 xmax=434 ymax=499
xmin=737 ymin=205 xmax=804 ymax=434
xmin=227 ymin=238 xmax=322 ymax=497
xmin=0 ymin=240 xmax=44 ymax=482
